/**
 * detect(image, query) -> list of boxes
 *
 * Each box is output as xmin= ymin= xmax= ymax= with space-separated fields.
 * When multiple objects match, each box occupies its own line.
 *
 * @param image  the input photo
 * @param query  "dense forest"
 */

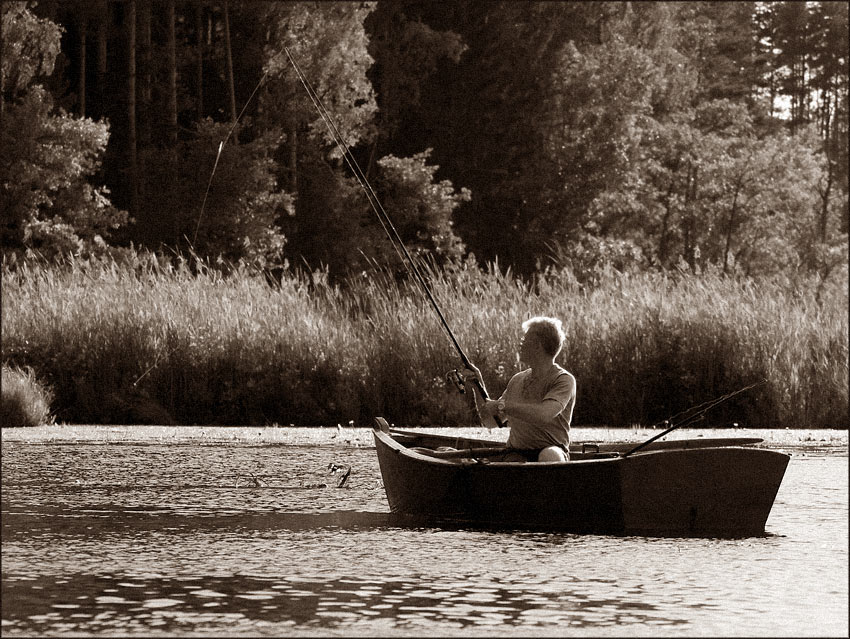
xmin=2 ymin=0 xmax=847 ymax=282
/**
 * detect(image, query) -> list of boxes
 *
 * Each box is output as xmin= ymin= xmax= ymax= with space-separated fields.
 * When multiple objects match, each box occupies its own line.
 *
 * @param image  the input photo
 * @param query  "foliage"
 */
xmin=404 ymin=2 xmax=603 ymax=272
xmin=583 ymin=98 xmax=847 ymax=281
xmin=6 ymin=1 xmax=846 ymax=280
xmin=255 ymin=1 xmax=474 ymax=276
xmin=262 ymin=1 xmax=378 ymax=155
xmin=137 ymin=119 xmax=290 ymax=268
xmin=674 ymin=1 xmax=759 ymax=104
xmin=533 ymin=38 xmax=659 ymax=255
xmin=280 ymin=147 xmax=377 ymax=277
xmin=375 ymin=149 xmax=468 ymax=267
xmin=364 ymin=1 xmax=466 ymax=145
xmin=1 ymin=364 xmax=54 ymax=427
xmin=1 ymin=3 xmax=127 ymax=261
xmin=0 ymin=1 xmax=61 ymax=98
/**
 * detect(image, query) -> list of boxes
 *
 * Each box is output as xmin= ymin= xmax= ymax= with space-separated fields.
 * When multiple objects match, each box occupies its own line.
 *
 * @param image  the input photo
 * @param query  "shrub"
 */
xmin=1 ymin=364 xmax=54 ymax=427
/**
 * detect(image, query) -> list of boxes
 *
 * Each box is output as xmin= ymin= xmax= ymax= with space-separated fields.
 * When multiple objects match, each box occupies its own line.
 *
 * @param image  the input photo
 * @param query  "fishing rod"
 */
xmin=284 ymin=47 xmax=504 ymax=426
xmin=622 ymin=379 xmax=766 ymax=457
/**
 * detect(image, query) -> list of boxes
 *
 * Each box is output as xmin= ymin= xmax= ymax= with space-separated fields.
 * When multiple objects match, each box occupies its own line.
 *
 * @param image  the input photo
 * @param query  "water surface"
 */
xmin=2 ymin=429 xmax=847 ymax=637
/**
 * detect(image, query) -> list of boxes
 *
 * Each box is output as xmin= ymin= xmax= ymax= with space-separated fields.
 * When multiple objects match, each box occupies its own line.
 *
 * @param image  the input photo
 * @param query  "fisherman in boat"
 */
xmin=462 ymin=316 xmax=576 ymax=462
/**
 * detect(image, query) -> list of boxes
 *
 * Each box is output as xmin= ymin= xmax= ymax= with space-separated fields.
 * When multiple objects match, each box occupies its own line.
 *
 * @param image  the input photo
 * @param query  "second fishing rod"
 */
xmin=284 ymin=48 xmax=503 ymax=425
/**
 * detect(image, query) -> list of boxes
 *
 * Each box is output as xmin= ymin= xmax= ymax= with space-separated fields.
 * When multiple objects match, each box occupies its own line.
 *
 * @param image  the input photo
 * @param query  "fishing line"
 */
xmin=193 ymin=67 xmax=273 ymax=246
xmin=284 ymin=47 xmax=501 ymax=419
xmin=284 ymin=49 xmax=434 ymax=311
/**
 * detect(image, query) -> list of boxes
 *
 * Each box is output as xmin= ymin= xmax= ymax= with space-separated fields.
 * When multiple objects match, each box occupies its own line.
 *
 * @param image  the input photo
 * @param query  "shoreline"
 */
xmin=2 ymin=424 xmax=847 ymax=453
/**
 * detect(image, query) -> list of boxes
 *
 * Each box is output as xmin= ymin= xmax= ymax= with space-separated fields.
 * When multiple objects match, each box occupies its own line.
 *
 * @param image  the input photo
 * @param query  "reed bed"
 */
xmin=2 ymin=253 xmax=847 ymax=428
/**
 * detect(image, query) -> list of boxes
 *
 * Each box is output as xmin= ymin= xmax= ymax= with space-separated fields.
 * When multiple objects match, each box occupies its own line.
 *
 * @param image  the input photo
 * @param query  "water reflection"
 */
xmin=3 ymin=571 xmax=690 ymax=635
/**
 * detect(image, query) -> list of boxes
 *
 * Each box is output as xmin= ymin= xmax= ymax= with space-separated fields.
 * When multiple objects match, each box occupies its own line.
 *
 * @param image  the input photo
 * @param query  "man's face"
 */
xmin=519 ymin=331 xmax=540 ymax=364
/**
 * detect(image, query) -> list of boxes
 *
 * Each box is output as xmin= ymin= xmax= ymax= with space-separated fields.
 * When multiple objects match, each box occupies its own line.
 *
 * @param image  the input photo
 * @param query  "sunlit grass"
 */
xmin=2 ymin=252 xmax=847 ymax=428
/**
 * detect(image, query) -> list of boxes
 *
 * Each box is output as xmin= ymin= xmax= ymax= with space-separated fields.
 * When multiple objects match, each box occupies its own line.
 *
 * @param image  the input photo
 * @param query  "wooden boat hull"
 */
xmin=373 ymin=428 xmax=789 ymax=537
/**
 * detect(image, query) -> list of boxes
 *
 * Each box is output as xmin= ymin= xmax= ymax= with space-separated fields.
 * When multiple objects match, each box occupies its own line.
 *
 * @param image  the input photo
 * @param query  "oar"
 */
xmin=411 ymin=446 xmax=510 ymax=460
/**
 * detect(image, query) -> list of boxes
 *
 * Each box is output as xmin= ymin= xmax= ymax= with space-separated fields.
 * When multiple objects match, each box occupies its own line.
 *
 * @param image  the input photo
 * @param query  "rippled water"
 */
xmin=2 ymin=433 xmax=847 ymax=637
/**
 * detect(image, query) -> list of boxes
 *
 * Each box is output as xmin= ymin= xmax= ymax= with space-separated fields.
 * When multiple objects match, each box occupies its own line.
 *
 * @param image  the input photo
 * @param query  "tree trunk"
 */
xmin=139 ymin=0 xmax=151 ymax=137
xmin=166 ymin=0 xmax=177 ymax=149
xmin=1 ymin=0 xmax=5 ymax=130
xmin=97 ymin=1 xmax=107 ymax=118
xmin=138 ymin=0 xmax=150 ymax=202
xmin=223 ymin=1 xmax=238 ymax=142
xmin=166 ymin=0 xmax=178 ymax=243
xmin=722 ymin=185 xmax=741 ymax=274
xmin=289 ymin=121 xmax=298 ymax=195
xmin=128 ymin=0 xmax=138 ymax=216
xmin=657 ymin=181 xmax=676 ymax=267
xmin=819 ymin=161 xmax=834 ymax=244
xmin=196 ymin=3 xmax=204 ymax=120
xmin=79 ymin=13 xmax=87 ymax=117
xmin=682 ymin=163 xmax=699 ymax=269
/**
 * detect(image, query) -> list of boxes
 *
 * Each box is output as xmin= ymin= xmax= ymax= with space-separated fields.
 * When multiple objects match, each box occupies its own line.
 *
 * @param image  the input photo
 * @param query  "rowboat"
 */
xmin=372 ymin=418 xmax=790 ymax=537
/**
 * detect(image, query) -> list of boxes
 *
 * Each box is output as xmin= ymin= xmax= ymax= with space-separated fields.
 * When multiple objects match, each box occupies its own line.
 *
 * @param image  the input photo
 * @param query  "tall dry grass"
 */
xmin=1 ymin=364 xmax=55 ymax=427
xmin=2 ymin=252 xmax=847 ymax=427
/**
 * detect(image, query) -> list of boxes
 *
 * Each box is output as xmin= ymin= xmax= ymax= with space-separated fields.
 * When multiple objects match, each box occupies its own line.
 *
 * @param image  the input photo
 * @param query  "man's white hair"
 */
xmin=522 ymin=316 xmax=566 ymax=357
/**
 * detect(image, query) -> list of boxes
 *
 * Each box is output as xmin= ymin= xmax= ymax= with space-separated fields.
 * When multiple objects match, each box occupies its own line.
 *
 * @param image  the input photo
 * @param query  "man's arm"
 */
xmin=502 ymin=397 xmax=564 ymax=424
xmin=503 ymin=373 xmax=575 ymax=424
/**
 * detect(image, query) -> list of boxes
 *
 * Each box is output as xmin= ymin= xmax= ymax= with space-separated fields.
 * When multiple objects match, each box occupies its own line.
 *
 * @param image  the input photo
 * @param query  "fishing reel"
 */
xmin=446 ymin=368 xmax=466 ymax=394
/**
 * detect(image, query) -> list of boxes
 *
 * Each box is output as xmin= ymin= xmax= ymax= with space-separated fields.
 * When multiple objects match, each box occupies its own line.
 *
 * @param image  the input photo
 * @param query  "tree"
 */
xmin=222 ymin=0 xmax=236 ymax=141
xmin=808 ymin=1 xmax=849 ymax=235
xmin=1 ymin=2 xmax=127 ymax=261
xmin=584 ymin=98 xmax=845 ymax=278
xmin=533 ymin=38 xmax=659 ymax=263
xmin=260 ymin=2 xmax=382 ymax=275
xmin=139 ymin=118 xmax=289 ymax=268
xmin=400 ymin=2 xmax=609 ymax=273
xmin=392 ymin=2 xmax=693 ymax=274
xmin=127 ymin=0 xmax=137 ymax=216
xmin=375 ymin=149 xmax=468 ymax=268
xmin=363 ymin=1 xmax=465 ymax=172
xmin=676 ymin=2 xmax=759 ymax=105
xmin=13 ymin=0 xmax=846 ymax=281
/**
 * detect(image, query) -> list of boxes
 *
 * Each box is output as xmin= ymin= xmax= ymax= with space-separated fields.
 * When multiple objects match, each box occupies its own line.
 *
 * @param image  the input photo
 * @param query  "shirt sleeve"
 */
xmin=544 ymin=373 xmax=575 ymax=410
xmin=499 ymin=373 xmax=519 ymax=402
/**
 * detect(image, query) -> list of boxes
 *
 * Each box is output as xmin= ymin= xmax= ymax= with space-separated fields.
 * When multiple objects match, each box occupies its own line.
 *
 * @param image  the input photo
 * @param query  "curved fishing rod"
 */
xmin=284 ymin=47 xmax=502 ymax=424
xmin=623 ymin=380 xmax=766 ymax=457
xmin=283 ymin=48 xmax=453 ymax=349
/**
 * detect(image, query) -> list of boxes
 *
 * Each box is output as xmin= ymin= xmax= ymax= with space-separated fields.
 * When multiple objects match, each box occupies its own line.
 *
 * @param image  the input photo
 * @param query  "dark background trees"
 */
xmin=2 ymin=0 xmax=847 ymax=283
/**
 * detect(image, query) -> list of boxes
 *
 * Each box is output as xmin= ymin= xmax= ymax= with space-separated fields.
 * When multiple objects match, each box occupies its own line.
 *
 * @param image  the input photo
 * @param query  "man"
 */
xmin=463 ymin=316 xmax=576 ymax=462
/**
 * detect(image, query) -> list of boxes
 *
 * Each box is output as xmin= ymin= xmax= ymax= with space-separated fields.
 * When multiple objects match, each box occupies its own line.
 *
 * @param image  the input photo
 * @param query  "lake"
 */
xmin=1 ymin=426 xmax=847 ymax=637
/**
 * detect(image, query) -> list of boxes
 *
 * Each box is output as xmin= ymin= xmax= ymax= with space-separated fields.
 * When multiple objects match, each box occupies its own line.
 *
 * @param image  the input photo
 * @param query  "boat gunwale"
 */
xmin=374 ymin=428 xmax=786 ymax=468
xmin=385 ymin=426 xmax=766 ymax=454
